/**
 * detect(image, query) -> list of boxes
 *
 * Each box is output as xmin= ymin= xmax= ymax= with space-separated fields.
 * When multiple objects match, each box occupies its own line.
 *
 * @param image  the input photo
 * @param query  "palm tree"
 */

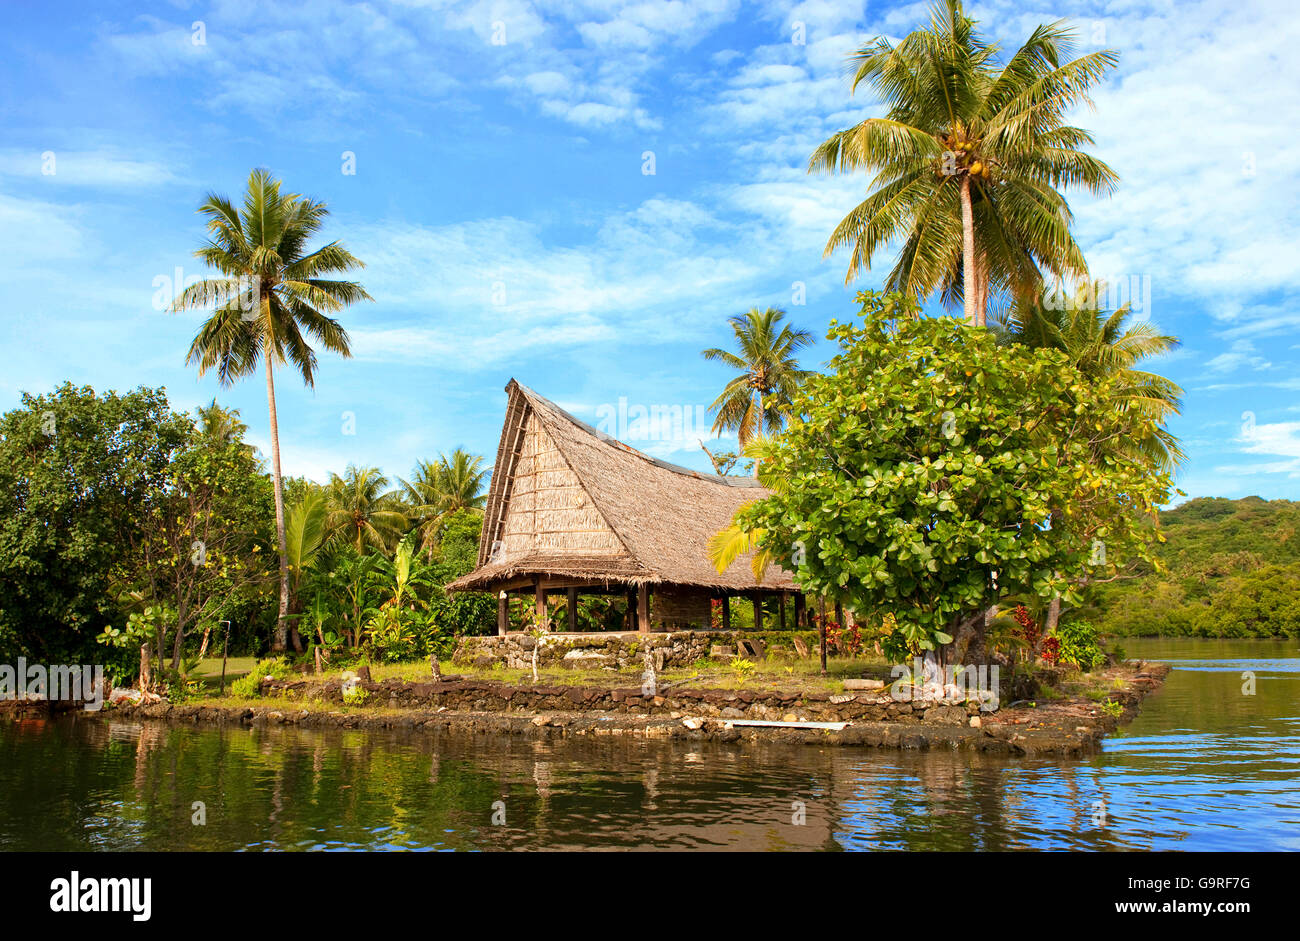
xmin=997 ymin=280 xmax=1184 ymax=636
xmin=173 ymin=168 xmax=371 ymax=652
xmin=326 ymin=465 xmax=408 ymax=554
xmin=996 ymin=281 xmax=1186 ymax=470
xmin=398 ymin=449 xmax=489 ymax=555
xmin=195 ymin=399 xmax=249 ymax=448
xmin=708 ymin=436 xmax=784 ymax=581
xmin=809 ymin=0 xmax=1119 ymax=325
xmin=701 ymin=307 xmax=815 ymax=448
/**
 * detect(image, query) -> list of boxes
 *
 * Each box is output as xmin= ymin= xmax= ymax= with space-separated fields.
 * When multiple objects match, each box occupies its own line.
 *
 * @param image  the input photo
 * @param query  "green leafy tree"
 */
xmin=732 ymin=292 xmax=1174 ymax=662
xmin=172 ymin=168 xmax=371 ymax=652
xmin=0 ymin=384 xmax=192 ymax=665
xmin=110 ymin=430 xmax=274 ymax=675
xmin=809 ymin=0 xmax=1118 ymax=324
xmin=701 ymin=307 xmax=815 ymax=447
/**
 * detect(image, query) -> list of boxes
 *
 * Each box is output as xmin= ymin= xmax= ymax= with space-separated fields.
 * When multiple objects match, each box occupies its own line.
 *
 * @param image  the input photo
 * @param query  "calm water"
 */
xmin=1 ymin=638 xmax=1296 ymax=851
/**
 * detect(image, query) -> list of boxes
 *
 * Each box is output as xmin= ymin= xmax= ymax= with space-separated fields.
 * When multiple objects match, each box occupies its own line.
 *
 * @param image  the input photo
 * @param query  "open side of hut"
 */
xmin=447 ymin=379 xmax=804 ymax=634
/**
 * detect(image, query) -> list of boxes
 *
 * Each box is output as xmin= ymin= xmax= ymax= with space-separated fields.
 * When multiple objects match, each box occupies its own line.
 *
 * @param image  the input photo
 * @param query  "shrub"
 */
xmin=229 ymin=657 xmax=291 ymax=698
xmin=1054 ymin=620 xmax=1105 ymax=671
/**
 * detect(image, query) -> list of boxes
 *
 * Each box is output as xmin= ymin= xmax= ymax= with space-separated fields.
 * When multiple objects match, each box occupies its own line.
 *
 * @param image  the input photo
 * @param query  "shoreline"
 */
xmin=93 ymin=660 xmax=1172 ymax=758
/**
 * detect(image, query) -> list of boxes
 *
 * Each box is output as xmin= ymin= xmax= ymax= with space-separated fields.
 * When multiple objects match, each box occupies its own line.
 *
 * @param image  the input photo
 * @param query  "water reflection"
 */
xmin=0 ymin=638 xmax=1296 ymax=851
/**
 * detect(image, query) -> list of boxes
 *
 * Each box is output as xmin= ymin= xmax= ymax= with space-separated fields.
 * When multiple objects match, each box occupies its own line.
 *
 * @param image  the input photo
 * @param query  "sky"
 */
xmin=2 ymin=0 xmax=1299 ymax=502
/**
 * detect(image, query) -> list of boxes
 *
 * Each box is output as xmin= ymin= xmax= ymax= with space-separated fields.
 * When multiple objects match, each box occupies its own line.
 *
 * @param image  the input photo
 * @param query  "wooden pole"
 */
xmin=794 ymin=593 xmax=805 ymax=628
xmin=818 ymin=597 xmax=827 ymax=675
xmin=637 ymin=584 xmax=650 ymax=634
xmin=722 ymin=595 xmax=731 ymax=631
xmin=779 ymin=591 xmax=788 ymax=631
xmin=753 ymin=593 xmax=763 ymax=631
xmin=498 ymin=591 xmax=508 ymax=636
xmin=567 ymin=587 xmax=578 ymax=634
xmin=534 ymin=578 xmax=548 ymax=632
xmin=834 ymin=600 xmax=843 ymax=628
xmin=219 ymin=621 xmax=230 ymax=695
xmin=627 ymin=590 xmax=638 ymax=630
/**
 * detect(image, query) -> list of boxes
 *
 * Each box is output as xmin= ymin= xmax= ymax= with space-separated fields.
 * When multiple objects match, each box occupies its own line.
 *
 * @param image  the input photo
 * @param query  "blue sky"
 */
xmin=2 ymin=0 xmax=1298 ymax=501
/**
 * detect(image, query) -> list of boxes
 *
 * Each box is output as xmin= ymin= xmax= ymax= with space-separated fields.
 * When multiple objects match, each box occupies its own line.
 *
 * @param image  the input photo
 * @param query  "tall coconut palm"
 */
xmin=701 ymin=307 xmax=815 ymax=448
xmin=326 ymin=465 xmax=408 ymax=554
xmin=809 ymin=0 xmax=1119 ymax=325
xmin=398 ymin=449 xmax=489 ymax=555
xmin=173 ymin=169 xmax=370 ymax=652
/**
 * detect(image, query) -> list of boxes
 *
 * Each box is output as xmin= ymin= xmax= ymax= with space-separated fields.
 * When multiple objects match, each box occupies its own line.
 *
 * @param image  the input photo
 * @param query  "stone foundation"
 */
xmin=453 ymin=630 xmax=730 ymax=671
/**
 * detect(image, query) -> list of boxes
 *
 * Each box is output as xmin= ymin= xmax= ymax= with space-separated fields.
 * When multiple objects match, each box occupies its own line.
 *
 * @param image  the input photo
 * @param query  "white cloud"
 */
xmin=1204 ymin=340 xmax=1272 ymax=375
xmin=0 ymin=149 xmax=179 ymax=187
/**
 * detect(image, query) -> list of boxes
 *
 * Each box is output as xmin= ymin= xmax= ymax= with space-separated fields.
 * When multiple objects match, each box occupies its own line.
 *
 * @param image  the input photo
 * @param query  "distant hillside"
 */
xmin=1090 ymin=497 xmax=1300 ymax=637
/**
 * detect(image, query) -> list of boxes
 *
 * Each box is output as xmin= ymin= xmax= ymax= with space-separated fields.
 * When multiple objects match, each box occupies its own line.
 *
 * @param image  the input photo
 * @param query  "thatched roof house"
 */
xmin=448 ymin=380 xmax=803 ymax=634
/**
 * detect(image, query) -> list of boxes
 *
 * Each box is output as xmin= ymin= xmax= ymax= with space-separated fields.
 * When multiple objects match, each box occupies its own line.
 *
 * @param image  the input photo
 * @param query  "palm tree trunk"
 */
xmin=264 ymin=344 xmax=291 ymax=653
xmin=960 ymin=175 xmax=979 ymax=326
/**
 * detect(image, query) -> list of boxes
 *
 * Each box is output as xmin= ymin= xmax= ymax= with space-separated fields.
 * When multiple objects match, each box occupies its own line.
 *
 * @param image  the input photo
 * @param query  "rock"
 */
xmin=843 ymin=678 xmax=885 ymax=691
xmin=721 ymin=706 xmax=744 ymax=718
xmin=969 ymin=715 xmax=981 ymax=728
xmin=792 ymin=637 xmax=810 ymax=659
xmin=710 ymin=645 xmax=735 ymax=658
xmin=829 ymin=694 xmax=857 ymax=704
xmin=737 ymin=639 xmax=766 ymax=659
xmin=782 ymin=713 xmax=798 ymax=722
xmin=561 ymin=649 xmax=614 ymax=669
xmin=923 ymin=705 xmax=968 ymax=725
xmin=682 ymin=717 xmax=704 ymax=730
xmin=531 ymin=715 xmax=551 ymax=727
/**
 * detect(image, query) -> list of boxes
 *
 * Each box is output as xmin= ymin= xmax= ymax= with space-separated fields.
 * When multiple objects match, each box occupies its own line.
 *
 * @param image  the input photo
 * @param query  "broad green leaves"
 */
xmin=741 ymin=292 xmax=1173 ymax=652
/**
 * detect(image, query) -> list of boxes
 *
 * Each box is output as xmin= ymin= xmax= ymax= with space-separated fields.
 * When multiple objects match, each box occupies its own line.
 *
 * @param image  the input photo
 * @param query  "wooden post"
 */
xmin=753 ymin=593 xmax=763 ymax=631
xmin=834 ymin=600 xmax=844 ymax=628
xmin=794 ymin=593 xmax=805 ymax=628
xmin=818 ymin=597 xmax=828 ymax=675
xmin=627 ymin=590 xmax=638 ymax=630
xmin=219 ymin=620 xmax=230 ymax=694
xmin=637 ymin=584 xmax=650 ymax=634
xmin=779 ymin=591 xmax=788 ymax=631
xmin=497 ymin=591 xmax=508 ymax=636
xmin=534 ymin=579 xmax=548 ymax=632
xmin=567 ymin=587 xmax=578 ymax=634
xmin=722 ymin=595 xmax=731 ymax=631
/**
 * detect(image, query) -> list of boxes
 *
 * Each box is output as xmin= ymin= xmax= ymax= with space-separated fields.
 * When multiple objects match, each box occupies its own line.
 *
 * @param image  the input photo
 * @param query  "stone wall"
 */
xmin=453 ymin=630 xmax=729 ymax=671
xmin=262 ymin=674 xmax=986 ymax=725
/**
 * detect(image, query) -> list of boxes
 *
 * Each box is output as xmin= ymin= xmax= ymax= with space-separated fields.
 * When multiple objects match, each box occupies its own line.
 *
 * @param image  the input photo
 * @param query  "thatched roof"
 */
xmin=446 ymin=380 xmax=797 ymax=594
